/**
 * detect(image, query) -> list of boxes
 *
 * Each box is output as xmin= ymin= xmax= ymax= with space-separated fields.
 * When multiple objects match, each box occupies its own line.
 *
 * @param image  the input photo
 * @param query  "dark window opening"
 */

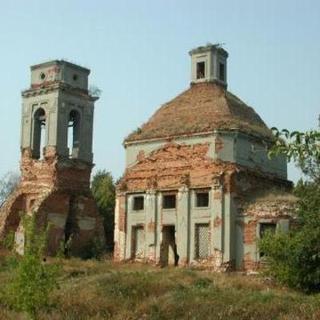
xmin=32 ymin=108 xmax=46 ymax=159
xmin=219 ymin=63 xmax=225 ymax=82
xmin=68 ymin=110 xmax=80 ymax=158
xmin=163 ymin=194 xmax=176 ymax=209
xmin=196 ymin=62 xmax=205 ymax=79
xmin=196 ymin=192 xmax=209 ymax=207
xmin=133 ymin=196 xmax=144 ymax=211
xmin=259 ymin=223 xmax=276 ymax=257
xmin=73 ymin=74 xmax=78 ymax=81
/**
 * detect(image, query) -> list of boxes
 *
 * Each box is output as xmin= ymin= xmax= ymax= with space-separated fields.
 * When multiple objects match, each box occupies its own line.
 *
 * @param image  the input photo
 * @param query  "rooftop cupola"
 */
xmin=189 ymin=43 xmax=228 ymax=87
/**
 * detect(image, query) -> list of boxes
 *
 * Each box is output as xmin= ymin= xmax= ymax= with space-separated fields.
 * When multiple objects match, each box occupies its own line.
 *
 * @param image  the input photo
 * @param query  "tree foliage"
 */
xmin=0 ymin=171 xmax=20 ymax=206
xmin=269 ymin=127 xmax=320 ymax=182
xmin=261 ymin=125 xmax=320 ymax=292
xmin=91 ymin=170 xmax=115 ymax=251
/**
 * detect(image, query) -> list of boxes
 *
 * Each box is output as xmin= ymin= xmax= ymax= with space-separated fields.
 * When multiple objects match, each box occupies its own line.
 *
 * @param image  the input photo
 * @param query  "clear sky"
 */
xmin=0 ymin=0 xmax=319 ymax=182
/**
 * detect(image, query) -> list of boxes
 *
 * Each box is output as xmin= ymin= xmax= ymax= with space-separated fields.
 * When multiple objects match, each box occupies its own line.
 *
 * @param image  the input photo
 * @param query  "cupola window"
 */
xmin=219 ymin=63 xmax=225 ymax=82
xmin=196 ymin=62 xmax=205 ymax=79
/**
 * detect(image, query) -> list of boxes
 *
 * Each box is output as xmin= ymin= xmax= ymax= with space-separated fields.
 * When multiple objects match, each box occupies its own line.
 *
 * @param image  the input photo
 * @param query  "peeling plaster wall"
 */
xmin=235 ymin=201 xmax=293 ymax=271
xmin=125 ymin=131 xmax=287 ymax=180
xmin=234 ymin=133 xmax=287 ymax=179
xmin=125 ymin=134 xmax=216 ymax=168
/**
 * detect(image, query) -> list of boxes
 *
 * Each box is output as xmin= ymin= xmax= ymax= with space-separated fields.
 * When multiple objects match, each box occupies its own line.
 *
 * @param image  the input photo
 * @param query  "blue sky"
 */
xmin=0 ymin=0 xmax=319 ymax=182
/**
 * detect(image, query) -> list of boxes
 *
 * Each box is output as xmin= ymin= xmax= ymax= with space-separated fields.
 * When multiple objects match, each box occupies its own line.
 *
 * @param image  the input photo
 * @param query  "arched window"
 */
xmin=68 ymin=110 xmax=81 ymax=158
xmin=32 ymin=108 xmax=46 ymax=159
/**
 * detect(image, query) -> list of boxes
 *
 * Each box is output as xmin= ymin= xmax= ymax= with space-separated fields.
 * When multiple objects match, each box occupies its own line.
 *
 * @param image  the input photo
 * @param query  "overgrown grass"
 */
xmin=1 ymin=252 xmax=320 ymax=319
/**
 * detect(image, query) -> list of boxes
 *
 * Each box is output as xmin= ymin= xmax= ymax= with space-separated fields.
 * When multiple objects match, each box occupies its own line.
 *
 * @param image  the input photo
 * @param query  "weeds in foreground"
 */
xmin=1 ymin=216 xmax=60 ymax=320
xmin=1 ymin=254 xmax=320 ymax=319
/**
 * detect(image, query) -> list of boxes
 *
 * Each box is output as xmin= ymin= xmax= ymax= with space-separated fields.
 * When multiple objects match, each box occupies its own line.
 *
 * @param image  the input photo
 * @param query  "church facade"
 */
xmin=114 ymin=44 xmax=295 ymax=271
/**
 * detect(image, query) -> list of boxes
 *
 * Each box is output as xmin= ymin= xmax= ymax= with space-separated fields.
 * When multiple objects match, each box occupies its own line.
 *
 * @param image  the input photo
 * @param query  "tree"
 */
xmin=260 ymin=124 xmax=320 ymax=292
xmin=91 ymin=170 xmax=115 ymax=251
xmin=0 ymin=171 xmax=20 ymax=207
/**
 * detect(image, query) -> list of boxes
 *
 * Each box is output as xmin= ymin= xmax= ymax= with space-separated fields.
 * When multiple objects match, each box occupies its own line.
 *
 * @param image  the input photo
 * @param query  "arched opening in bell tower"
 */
xmin=68 ymin=110 xmax=81 ymax=158
xmin=32 ymin=108 xmax=46 ymax=159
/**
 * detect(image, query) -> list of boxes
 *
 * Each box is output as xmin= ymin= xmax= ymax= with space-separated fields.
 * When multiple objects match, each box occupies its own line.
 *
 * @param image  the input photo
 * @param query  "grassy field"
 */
xmin=0 ymin=251 xmax=320 ymax=320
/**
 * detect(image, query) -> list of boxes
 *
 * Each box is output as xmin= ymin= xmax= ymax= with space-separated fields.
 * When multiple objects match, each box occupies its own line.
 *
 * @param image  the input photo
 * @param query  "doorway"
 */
xmin=160 ymin=225 xmax=179 ymax=267
xmin=132 ymin=226 xmax=145 ymax=260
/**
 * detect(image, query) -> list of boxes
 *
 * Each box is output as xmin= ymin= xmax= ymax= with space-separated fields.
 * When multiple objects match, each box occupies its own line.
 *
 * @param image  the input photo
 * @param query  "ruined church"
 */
xmin=114 ymin=44 xmax=295 ymax=270
xmin=0 ymin=44 xmax=295 ymax=270
xmin=0 ymin=60 xmax=104 ymax=255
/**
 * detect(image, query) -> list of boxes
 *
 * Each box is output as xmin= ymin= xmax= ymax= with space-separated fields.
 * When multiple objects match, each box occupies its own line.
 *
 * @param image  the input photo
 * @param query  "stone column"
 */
xmin=145 ymin=190 xmax=157 ymax=262
xmin=211 ymin=176 xmax=224 ymax=268
xmin=114 ymin=192 xmax=127 ymax=261
xmin=176 ymin=185 xmax=190 ymax=265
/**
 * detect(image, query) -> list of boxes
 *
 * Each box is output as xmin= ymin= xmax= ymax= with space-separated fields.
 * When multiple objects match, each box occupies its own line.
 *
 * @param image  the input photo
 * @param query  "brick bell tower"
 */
xmin=0 ymin=60 xmax=105 ymax=255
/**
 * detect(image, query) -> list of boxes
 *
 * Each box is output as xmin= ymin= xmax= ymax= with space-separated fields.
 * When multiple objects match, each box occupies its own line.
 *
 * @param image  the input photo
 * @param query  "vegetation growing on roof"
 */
xmin=125 ymin=83 xmax=273 ymax=143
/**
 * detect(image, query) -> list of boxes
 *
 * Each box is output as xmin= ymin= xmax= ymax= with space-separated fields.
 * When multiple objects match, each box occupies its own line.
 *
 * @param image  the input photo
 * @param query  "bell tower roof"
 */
xmin=30 ymin=60 xmax=90 ymax=91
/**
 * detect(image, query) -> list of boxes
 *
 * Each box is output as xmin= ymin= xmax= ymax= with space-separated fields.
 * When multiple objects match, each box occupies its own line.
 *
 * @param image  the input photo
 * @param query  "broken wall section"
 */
xmin=0 ymin=148 xmax=105 ymax=256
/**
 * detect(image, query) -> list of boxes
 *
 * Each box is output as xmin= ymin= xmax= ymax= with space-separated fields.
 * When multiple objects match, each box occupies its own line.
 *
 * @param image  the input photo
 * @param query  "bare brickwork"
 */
xmin=0 ymin=60 xmax=104 ymax=255
xmin=115 ymin=44 xmax=295 ymax=271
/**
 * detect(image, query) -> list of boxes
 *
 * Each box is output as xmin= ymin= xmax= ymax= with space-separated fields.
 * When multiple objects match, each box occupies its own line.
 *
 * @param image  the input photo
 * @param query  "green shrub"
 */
xmin=5 ymin=215 xmax=60 ymax=319
xmin=259 ymin=182 xmax=320 ymax=292
xmin=265 ymin=127 xmax=320 ymax=292
xmin=260 ymin=227 xmax=320 ymax=292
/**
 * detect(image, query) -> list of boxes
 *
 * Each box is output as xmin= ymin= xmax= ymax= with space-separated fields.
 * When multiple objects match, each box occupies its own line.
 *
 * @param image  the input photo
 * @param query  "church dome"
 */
xmin=125 ymin=82 xmax=273 ymax=143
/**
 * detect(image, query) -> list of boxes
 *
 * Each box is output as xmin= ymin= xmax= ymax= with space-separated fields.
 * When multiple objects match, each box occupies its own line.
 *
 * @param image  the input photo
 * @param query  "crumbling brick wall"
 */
xmin=0 ymin=147 xmax=105 ymax=256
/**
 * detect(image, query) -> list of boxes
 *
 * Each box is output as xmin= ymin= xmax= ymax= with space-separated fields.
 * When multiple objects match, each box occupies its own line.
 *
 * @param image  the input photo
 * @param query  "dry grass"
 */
xmin=1 ymin=254 xmax=320 ymax=320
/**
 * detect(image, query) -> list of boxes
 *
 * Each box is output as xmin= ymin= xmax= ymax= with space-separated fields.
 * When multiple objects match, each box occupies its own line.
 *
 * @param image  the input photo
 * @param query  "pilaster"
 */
xmin=145 ymin=189 xmax=157 ymax=262
xmin=176 ymin=185 xmax=190 ymax=265
xmin=211 ymin=176 xmax=224 ymax=265
xmin=114 ymin=192 xmax=127 ymax=261
xmin=155 ymin=192 xmax=162 ymax=264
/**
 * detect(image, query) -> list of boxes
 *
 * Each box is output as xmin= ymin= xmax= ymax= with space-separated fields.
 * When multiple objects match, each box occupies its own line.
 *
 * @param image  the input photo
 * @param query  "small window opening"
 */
xmin=133 ymin=196 xmax=144 ymax=211
xmin=196 ymin=192 xmax=209 ymax=207
xmin=163 ymin=194 xmax=176 ymax=209
xmin=73 ymin=74 xmax=78 ymax=81
xmin=219 ymin=63 xmax=225 ymax=82
xmin=196 ymin=62 xmax=205 ymax=79
xmin=32 ymin=108 xmax=46 ymax=159
xmin=68 ymin=110 xmax=80 ymax=158
xmin=259 ymin=223 xmax=276 ymax=257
